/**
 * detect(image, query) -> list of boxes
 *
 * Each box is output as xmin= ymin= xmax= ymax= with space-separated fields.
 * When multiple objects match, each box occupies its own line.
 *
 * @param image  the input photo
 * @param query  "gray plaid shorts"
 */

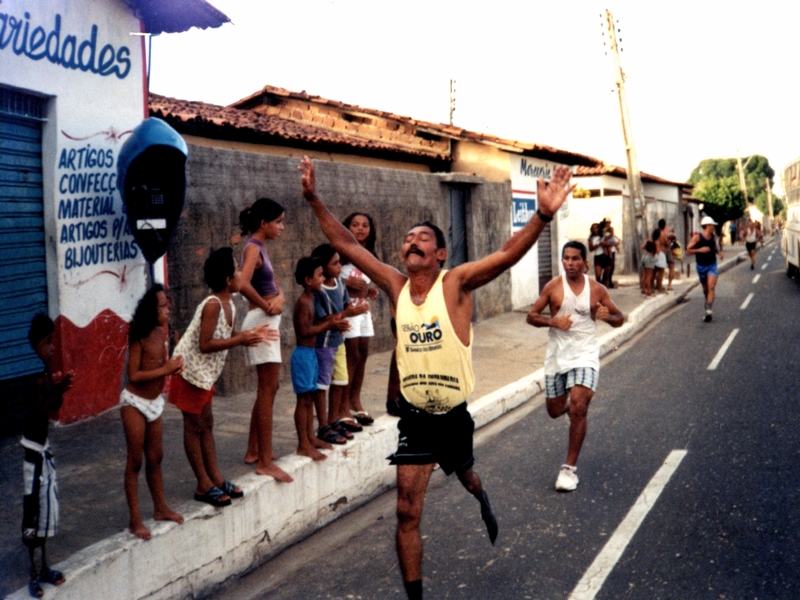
xmin=545 ymin=367 xmax=598 ymax=399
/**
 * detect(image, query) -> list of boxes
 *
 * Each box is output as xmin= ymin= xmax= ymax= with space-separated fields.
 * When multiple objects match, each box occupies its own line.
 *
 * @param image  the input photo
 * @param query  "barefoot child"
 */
xmin=122 ymin=284 xmax=186 ymax=540
xmin=22 ymin=314 xmax=73 ymax=598
xmin=170 ymin=248 xmax=277 ymax=507
xmin=291 ymin=257 xmax=348 ymax=460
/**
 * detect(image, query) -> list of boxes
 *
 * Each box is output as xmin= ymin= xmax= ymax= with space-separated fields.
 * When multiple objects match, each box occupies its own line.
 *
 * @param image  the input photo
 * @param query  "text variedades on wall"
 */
xmin=0 ymin=11 xmax=131 ymax=79
xmin=57 ymin=143 xmax=139 ymax=271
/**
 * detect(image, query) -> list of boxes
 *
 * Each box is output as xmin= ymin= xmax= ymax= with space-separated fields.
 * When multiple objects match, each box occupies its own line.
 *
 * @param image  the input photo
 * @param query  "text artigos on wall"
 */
xmin=57 ymin=143 xmax=139 ymax=271
xmin=0 ymin=12 xmax=131 ymax=79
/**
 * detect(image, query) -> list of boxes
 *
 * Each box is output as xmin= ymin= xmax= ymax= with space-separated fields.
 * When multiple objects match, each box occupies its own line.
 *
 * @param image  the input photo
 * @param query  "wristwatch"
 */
xmin=536 ymin=208 xmax=553 ymax=223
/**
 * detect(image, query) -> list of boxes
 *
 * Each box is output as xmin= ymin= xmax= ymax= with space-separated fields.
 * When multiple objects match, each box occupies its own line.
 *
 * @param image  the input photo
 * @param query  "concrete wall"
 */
xmin=168 ymin=146 xmax=512 ymax=395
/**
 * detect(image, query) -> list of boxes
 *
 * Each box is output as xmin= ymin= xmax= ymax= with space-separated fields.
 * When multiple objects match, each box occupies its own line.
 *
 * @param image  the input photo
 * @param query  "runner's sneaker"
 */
xmin=555 ymin=465 xmax=579 ymax=492
xmin=704 ymin=310 xmax=713 ymax=322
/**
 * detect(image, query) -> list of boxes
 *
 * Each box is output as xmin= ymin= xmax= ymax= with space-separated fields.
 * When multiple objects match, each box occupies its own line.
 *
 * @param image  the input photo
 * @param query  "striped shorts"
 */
xmin=545 ymin=367 xmax=599 ymax=399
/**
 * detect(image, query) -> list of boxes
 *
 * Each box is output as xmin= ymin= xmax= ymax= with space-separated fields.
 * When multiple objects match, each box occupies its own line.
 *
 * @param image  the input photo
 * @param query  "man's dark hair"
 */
xmin=658 ymin=218 xmax=666 ymax=230
xmin=651 ymin=228 xmax=661 ymax=242
xmin=204 ymin=247 xmax=235 ymax=292
xmin=411 ymin=221 xmax=446 ymax=250
xmin=28 ymin=313 xmax=54 ymax=349
xmin=562 ymin=240 xmax=587 ymax=261
xmin=295 ymin=256 xmax=322 ymax=286
xmin=129 ymin=284 xmax=165 ymax=344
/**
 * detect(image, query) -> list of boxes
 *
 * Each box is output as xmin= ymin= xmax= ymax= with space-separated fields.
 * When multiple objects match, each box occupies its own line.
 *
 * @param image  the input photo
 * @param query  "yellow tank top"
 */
xmin=395 ymin=270 xmax=475 ymax=413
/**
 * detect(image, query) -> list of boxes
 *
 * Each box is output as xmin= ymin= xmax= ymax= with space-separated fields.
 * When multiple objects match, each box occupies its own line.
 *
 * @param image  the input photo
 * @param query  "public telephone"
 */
xmin=117 ymin=118 xmax=187 ymax=264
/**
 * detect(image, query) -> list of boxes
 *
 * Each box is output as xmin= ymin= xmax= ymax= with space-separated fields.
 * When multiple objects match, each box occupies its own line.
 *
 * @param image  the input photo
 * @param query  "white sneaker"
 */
xmin=555 ymin=465 xmax=579 ymax=492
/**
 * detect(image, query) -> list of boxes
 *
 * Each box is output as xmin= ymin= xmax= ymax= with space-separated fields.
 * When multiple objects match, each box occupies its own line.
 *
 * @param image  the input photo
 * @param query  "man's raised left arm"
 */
xmin=456 ymin=165 xmax=576 ymax=292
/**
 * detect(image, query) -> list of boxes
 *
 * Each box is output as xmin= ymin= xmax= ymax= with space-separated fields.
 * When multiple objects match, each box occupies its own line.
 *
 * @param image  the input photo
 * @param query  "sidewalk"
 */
xmin=1 ymin=243 xmax=755 ymax=599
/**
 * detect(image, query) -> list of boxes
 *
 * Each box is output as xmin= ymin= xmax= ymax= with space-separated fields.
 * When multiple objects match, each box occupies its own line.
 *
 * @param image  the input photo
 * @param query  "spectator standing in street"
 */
xmin=526 ymin=242 xmax=623 ymax=492
xmin=602 ymin=225 xmax=620 ymax=288
xmin=745 ymin=220 xmax=758 ymax=270
xmin=588 ymin=223 xmax=605 ymax=283
xmin=687 ymin=216 xmax=724 ymax=322
xmin=21 ymin=314 xmax=73 ymax=598
xmin=657 ymin=219 xmax=676 ymax=291
xmin=300 ymin=156 xmax=575 ymax=600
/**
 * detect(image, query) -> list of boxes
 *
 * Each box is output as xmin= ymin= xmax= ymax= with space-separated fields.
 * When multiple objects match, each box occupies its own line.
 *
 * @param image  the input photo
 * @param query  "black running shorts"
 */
xmin=388 ymin=397 xmax=475 ymax=475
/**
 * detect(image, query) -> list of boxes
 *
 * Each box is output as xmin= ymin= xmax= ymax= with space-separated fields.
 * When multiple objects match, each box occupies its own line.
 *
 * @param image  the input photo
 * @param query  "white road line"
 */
xmin=568 ymin=450 xmax=688 ymax=600
xmin=740 ymin=293 xmax=754 ymax=310
xmin=761 ymin=263 xmax=768 ymax=270
xmin=766 ymin=255 xmax=772 ymax=262
xmin=752 ymin=274 xmax=761 ymax=284
xmin=708 ymin=328 xmax=740 ymax=370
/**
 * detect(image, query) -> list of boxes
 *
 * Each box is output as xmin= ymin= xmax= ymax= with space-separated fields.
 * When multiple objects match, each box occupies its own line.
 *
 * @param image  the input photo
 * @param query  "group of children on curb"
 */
xmin=20 ymin=196 xmax=382 ymax=597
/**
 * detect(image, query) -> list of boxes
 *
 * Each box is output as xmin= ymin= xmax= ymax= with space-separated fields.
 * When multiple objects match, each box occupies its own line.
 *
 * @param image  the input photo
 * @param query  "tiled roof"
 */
xmin=575 ymin=164 xmax=688 ymax=186
xmin=231 ymin=86 xmax=601 ymax=167
xmin=148 ymin=94 xmax=448 ymax=161
xmin=125 ymin=0 xmax=230 ymax=34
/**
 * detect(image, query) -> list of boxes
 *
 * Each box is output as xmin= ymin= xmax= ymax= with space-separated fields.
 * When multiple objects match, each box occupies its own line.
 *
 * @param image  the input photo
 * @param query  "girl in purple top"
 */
xmin=239 ymin=198 xmax=293 ymax=483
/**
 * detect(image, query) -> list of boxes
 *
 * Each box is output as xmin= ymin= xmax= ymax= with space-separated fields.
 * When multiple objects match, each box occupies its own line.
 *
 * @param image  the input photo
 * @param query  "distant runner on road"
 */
xmin=687 ymin=216 xmax=724 ymax=322
xmin=527 ymin=241 xmax=623 ymax=492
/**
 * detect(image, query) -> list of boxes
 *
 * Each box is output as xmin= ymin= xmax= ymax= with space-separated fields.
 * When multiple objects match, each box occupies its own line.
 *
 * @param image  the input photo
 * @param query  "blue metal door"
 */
xmin=0 ymin=90 xmax=48 ymax=380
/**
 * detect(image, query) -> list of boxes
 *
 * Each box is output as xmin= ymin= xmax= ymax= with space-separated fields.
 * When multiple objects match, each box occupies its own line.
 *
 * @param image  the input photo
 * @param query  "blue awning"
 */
xmin=124 ymin=0 xmax=231 ymax=34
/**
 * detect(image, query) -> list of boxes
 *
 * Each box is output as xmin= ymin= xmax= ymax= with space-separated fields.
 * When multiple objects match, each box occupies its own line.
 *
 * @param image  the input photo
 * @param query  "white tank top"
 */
xmin=544 ymin=274 xmax=600 ymax=375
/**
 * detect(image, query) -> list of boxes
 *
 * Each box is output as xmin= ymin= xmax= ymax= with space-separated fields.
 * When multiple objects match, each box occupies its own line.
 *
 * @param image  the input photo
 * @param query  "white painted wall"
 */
xmin=508 ymin=154 xmax=572 ymax=308
xmin=1 ymin=0 xmax=148 ymax=326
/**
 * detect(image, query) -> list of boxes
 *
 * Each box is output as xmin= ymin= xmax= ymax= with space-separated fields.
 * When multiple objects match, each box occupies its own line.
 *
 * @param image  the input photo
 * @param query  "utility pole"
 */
xmin=736 ymin=149 xmax=752 ymax=204
xmin=449 ymin=79 xmax=456 ymax=125
xmin=602 ymin=9 xmax=645 ymax=270
xmin=765 ymin=177 xmax=774 ymax=230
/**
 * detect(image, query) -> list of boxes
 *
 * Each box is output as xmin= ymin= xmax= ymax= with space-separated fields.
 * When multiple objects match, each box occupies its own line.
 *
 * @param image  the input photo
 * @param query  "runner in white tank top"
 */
xmin=528 ymin=242 xmax=623 ymax=492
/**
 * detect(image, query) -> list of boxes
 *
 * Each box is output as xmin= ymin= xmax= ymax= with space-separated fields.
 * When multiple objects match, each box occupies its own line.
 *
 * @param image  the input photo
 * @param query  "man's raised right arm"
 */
xmin=298 ymin=157 xmax=405 ymax=299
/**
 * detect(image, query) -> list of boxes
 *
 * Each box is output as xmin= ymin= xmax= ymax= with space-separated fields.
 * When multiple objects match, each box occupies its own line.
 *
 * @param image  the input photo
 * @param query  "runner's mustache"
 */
xmin=405 ymin=245 xmax=425 ymax=258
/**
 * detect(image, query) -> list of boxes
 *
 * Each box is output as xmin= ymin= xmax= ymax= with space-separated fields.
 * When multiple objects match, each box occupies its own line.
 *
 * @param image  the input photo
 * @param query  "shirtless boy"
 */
xmin=22 ymin=314 xmax=73 ymax=597
xmin=527 ymin=242 xmax=623 ymax=491
xmin=300 ymin=155 xmax=574 ymax=600
xmin=291 ymin=256 xmax=349 ymax=460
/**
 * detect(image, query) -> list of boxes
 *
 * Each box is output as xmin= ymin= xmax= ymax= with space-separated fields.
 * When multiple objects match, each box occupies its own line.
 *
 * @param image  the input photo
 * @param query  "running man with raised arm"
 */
xmin=299 ymin=156 xmax=574 ymax=600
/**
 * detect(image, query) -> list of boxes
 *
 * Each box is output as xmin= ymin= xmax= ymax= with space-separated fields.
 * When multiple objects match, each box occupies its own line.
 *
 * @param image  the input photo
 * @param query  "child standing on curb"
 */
xmin=121 ymin=284 xmax=185 ymax=540
xmin=291 ymin=257 xmax=348 ymax=460
xmin=22 ymin=313 xmax=73 ymax=598
xmin=170 ymin=248 xmax=277 ymax=507
xmin=311 ymin=243 xmax=368 ymax=443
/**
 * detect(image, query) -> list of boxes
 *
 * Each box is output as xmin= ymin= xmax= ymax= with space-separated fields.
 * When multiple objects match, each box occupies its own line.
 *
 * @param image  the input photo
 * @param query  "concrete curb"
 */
xmin=8 ymin=253 xmax=750 ymax=600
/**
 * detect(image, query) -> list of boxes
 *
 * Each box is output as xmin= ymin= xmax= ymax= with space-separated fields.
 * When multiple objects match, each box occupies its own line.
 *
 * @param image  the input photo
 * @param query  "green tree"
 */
xmin=692 ymin=175 xmax=745 ymax=224
xmin=688 ymin=155 xmax=776 ymax=222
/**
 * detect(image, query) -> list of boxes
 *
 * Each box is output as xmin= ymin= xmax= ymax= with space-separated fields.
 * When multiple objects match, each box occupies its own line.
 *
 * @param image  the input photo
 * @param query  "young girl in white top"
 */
xmin=169 ymin=248 xmax=277 ymax=507
xmin=340 ymin=212 xmax=380 ymax=426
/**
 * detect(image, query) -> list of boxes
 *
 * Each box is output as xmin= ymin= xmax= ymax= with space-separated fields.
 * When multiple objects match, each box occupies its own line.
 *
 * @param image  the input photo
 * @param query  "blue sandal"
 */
xmin=40 ymin=568 xmax=65 ymax=585
xmin=219 ymin=479 xmax=244 ymax=499
xmin=193 ymin=486 xmax=231 ymax=507
xmin=29 ymin=577 xmax=43 ymax=598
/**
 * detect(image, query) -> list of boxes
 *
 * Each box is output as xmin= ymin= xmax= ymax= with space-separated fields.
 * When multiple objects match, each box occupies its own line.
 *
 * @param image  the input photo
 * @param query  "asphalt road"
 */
xmin=211 ymin=244 xmax=800 ymax=600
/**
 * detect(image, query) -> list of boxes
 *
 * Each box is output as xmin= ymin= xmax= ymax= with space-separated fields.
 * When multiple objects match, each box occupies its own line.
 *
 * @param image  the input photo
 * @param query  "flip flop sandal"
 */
xmin=317 ymin=425 xmax=347 ymax=445
xmin=194 ymin=486 xmax=232 ymax=507
xmin=353 ymin=411 xmax=374 ymax=426
xmin=338 ymin=417 xmax=363 ymax=433
xmin=29 ymin=577 xmax=43 ymax=598
xmin=40 ymin=568 xmax=65 ymax=586
xmin=332 ymin=421 xmax=354 ymax=439
xmin=219 ymin=479 xmax=244 ymax=499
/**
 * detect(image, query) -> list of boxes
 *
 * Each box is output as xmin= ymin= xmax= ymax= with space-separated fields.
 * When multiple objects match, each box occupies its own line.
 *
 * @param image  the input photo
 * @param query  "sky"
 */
xmin=149 ymin=1 xmax=799 ymax=194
